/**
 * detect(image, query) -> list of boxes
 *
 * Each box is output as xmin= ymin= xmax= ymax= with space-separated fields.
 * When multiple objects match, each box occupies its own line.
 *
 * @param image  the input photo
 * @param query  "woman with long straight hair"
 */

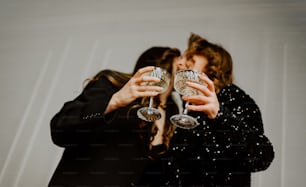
xmin=48 ymin=47 xmax=180 ymax=186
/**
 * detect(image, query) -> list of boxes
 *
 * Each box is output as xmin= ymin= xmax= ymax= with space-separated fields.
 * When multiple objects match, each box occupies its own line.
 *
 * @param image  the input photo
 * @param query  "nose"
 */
xmin=176 ymin=56 xmax=186 ymax=70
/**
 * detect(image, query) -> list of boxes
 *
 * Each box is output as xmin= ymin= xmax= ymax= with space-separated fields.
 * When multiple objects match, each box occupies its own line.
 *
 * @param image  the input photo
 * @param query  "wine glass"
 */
xmin=137 ymin=67 xmax=171 ymax=122
xmin=170 ymin=69 xmax=207 ymax=129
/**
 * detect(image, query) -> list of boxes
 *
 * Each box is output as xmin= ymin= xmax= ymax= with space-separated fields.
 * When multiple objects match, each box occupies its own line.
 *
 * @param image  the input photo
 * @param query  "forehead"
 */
xmin=184 ymin=53 xmax=208 ymax=71
xmin=183 ymin=50 xmax=206 ymax=61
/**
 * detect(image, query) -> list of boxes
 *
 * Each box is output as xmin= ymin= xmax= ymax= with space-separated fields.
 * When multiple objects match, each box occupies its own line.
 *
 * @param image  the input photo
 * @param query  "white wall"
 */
xmin=0 ymin=0 xmax=305 ymax=186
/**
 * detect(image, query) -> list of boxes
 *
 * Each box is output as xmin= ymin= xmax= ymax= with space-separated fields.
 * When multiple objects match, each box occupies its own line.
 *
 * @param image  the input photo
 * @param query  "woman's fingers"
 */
xmin=183 ymin=95 xmax=209 ymax=105
xmin=135 ymin=76 xmax=160 ymax=85
xmin=137 ymin=91 xmax=160 ymax=98
xmin=137 ymin=85 xmax=163 ymax=93
xmin=132 ymin=66 xmax=165 ymax=96
xmin=185 ymin=81 xmax=210 ymax=96
xmin=186 ymin=103 xmax=219 ymax=119
xmin=134 ymin=66 xmax=155 ymax=78
xmin=133 ymin=66 xmax=161 ymax=85
xmin=184 ymin=74 xmax=215 ymax=96
xmin=199 ymin=74 xmax=215 ymax=93
xmin=181 ymin=74 xmax=219 ymax=119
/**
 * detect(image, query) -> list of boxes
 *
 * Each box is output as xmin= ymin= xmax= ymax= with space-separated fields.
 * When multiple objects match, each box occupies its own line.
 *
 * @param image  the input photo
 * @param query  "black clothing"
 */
xmin=48 ymin=73 xmax=151 ymax=187
xmin=156 ymin=84 xmax=274 ymax=186
xmin=49 ymin=70 xmax=274 ymax=187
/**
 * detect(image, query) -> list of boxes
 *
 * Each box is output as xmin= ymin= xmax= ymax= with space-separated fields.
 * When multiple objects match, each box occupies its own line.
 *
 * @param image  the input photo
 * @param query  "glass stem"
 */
xmin=183 ymin=101 xmax=189 ymax=115
xmin=148 ymin=97 xmax=154 ymax=108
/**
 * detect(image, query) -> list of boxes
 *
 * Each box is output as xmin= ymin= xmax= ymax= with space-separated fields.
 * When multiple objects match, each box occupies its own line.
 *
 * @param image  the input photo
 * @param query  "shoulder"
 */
xmin=218 ymin=84 xmax=255 ymax=104
xmin=217 ymin=84 xmax=263 ymax=121
xmin=218 ymin=84 xmax=246 ymax=97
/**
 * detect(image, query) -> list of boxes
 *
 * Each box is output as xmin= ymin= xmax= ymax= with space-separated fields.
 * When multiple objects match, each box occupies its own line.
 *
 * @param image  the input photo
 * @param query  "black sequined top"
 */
xmin=146 ymin=84 xmax=274 ymax=187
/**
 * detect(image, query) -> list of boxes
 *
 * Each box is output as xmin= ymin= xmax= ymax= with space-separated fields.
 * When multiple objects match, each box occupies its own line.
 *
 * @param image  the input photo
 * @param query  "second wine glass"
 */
xmin=137 ymin=67 xmax=170 ymax=122
xmin=170 ymin=69 xmax=207 ymax=129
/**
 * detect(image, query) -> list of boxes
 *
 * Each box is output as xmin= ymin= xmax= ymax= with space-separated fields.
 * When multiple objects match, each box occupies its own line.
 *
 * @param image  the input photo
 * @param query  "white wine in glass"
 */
xmin=137 ymin=67 xmax=170 ymax=122
xmin=170 ymin=69 xmax=207 ymax=129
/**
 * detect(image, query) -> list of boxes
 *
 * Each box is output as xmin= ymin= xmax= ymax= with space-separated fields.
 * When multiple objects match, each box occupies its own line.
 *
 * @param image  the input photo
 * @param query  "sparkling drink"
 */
xmin=174 ymin=70 xmax=206 ymax=96
xmin=137 ymin=67 xmax=170 ymax=122
xmin=170 ymin=69 xmax=207 ymax=129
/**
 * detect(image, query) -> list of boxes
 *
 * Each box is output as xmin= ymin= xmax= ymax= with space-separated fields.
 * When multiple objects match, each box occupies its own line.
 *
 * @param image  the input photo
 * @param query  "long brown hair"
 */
xmin=186 ymin=33 xmax=233 ymax=93
xmin=133 ymin=47 xmax=180 ymax=155
xmin=136 ymin=47 xmax=180 ymax=156
xmin=83 ymin=69 xmax=131 ymax=89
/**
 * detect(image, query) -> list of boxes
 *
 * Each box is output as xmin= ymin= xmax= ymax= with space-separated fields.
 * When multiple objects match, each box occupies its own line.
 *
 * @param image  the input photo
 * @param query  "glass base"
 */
xmin=170 ymin=114 xmax=199 ymax=129
xmin=137 ymin=107 xmax=161 ymax=122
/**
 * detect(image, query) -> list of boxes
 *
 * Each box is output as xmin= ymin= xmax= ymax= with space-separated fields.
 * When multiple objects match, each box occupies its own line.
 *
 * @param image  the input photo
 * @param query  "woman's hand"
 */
xmin=104 ymin=66 xmax=163 ymax=114
xmin=182 ymin=74 xmax=219 ymax=119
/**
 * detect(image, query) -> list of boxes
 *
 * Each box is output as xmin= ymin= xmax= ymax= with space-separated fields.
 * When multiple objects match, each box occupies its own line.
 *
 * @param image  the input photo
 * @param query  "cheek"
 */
xmin=186 ymin=61 xmax=194 ymax=69
xmin=193 ymin=60 xmax=208 ymax=73
xmin=191 ymin=63 xmax=204 ymax=72
xmin=202 ymin=66 xmax=208 ymax=74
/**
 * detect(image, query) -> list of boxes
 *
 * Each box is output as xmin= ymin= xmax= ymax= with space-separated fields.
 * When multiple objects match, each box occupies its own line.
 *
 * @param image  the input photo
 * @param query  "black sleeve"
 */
xmin=199 ymin=85 xmax=274 ymax=172
xmin=50 ymin=76 xmax=119 ymax=147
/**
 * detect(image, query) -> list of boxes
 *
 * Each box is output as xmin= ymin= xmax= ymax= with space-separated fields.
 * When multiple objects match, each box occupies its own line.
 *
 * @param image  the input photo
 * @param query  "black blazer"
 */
xmin=48 ymin=75 xmax=152 ymax=187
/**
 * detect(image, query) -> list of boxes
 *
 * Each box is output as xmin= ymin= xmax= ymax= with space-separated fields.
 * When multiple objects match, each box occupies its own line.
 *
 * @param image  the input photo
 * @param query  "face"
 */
xmin=175 ymin=52 xmax=208 ymax=73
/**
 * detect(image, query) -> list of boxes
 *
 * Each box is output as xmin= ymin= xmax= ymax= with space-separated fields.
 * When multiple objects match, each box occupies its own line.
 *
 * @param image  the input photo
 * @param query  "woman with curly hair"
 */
xmin=160 ymin=33 xmax=275 ymax=186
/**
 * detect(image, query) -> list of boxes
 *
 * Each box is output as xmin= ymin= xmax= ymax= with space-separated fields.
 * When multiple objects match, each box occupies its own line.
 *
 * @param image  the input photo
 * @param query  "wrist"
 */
xmin=215 ymin=103 xmax=226 ymax=119
xmin=104 ymin=93 xmax=124 ymax=114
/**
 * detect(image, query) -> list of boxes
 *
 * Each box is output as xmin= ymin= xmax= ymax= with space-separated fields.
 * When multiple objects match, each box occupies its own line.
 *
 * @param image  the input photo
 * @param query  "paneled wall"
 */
xmin=0 ymin=0 xmax=305 ymax=186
